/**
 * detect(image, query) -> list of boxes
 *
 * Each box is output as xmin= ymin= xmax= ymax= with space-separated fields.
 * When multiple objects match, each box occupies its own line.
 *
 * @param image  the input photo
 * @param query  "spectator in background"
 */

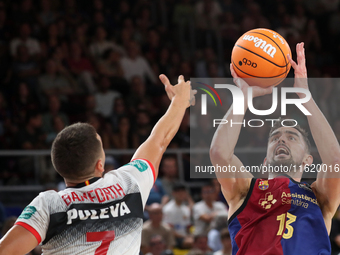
xmin=86 ymin=113 xmax=110 ymax=149
xmin=42 ymin=95 xmax=69 ymax=134
xmin=10 ymin=23 xmax=41 ymax=57
xmin=97 ymin=48 xmax=124 ymax=79
xmin=145 ymin=235 xmax=172 ymax=255
xmin=112 ymin=116 xmax=132 ymax=149
xmin=70 ymin=23 xmax=90 ymax=52
xmin=62 ymin=0 xmax=83 ymax=27
xmin=146 ymin=177 xmax=169 ymax=207
xmin=211 ymin=179 xmax=227 ymax=205
xmin=11 ymin=45 xmax=40 ymax=90
xmin=97 ymin=48 xmax=128 ymax=95
xmin=188 ymin=235 xmax=213 ymax=255
xmin=193 ymin=183 xmax=227 ymax=235
xmin=1 ymin=216 xmax=16 ymax=238
xmin=163 ymin=183 xmax=193 ymax=249
xmin=207 ymin=213 xmax=228 ymax=252
xmin=38 ymin=59 xmax=74 ymax=102
xmin=331 ymin=207 xmax=340 ymax=254
xmin=126 ymin=76 xmax=153 ymax=115
xmin=160 ymin=156 xmax=179 ymax=196
xmin=0 ymin=7 xmax=10 ymax=45
xmin=144 ymin=29 xmax=161 ymax=62
xmin=110 ymin=97 xmax=127 ymax=130
xmin=120 ymin=40 xmax=157 ymax=84
xmin=0 ymin=91 xmax=13 ymax=148
xmin=195 ymin=48 xmax=223 ymax=78
xmin=67 ymin=42 xmax=97 ymax=94
xmin=94 ymin=76 xmax=121 ymax=119
xmin=103 ymin=155 xmax=119 ymax=175
xmin=142 ymin=203 xmax=175 ymax=254
xmin=45 ymin=115 xmax=65 ymax=145
xmin=11 ymin=82 xmax=40 ymax=128
xmin=15 ymin=111 xmax=46 ymax=150
xmin=90 ymin=26 xmax=125 ymax=60
xmin=132 ymin=110 xmax=153 ymax=148
xmin=195 ymin=0 xmax=222 ymax=49
xmin=38 ymin=0 xmax=57 ymax=27
xmin=41 ymin=23 xmax=61 ymax=58
xmin=74 ymin=94 xmax=97 ymax=123
xmin=213 ymin=229 xmax=232 ymax=255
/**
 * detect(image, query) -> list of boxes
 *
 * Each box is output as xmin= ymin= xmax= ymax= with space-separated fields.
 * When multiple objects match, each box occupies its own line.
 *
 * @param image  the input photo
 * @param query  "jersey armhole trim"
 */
xmin=131 ymin=158 xmax=156 ymax=183
xmin=15 ymin=222 xmax=42 ymax=244
xmin=228 ymin=178 xmax=256 ymax=225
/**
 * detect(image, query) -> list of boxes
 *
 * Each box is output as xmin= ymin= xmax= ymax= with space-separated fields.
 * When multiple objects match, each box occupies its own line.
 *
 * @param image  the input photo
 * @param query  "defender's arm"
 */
xmin=132 ymin=75 xmax=195 ymax=178
xmin=0 ymin=225 xmax=38 ymax=255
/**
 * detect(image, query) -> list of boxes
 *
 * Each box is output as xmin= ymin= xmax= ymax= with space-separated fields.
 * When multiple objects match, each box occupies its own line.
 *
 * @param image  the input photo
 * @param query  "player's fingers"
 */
xmin=264 ymin=86 xmax=274 ymax=94
xmin=287 ymin=54 xmax=297 ymax=69
xmin=298 ymin=42 xmax=306 ymax=66
xmin=178 ymin=75 xmax=185 ymax=84
xmin=192 ymin=89 xmax=198 ymax=95
xmin=159 ymin=74 xmax=171 ymax=87
xmin=230 ymin=63 xmax=238 ymax=78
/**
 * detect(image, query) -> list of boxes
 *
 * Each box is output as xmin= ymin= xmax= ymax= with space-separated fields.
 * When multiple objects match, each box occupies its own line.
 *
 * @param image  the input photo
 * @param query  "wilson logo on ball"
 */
xmin=242 ymin=35 xmax=277 ymax=58
xmin=240 ymin=58 xmax=257 ymax=68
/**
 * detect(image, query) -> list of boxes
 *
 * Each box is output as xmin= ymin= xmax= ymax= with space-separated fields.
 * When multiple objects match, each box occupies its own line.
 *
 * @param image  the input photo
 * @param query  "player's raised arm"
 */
xmin=288 ymin=43 xmax=340 ymax=227
xmin=132 ymin=74 xmax=195 ymax=178
xmin=209 ymin=65 xmax=273 ymax=211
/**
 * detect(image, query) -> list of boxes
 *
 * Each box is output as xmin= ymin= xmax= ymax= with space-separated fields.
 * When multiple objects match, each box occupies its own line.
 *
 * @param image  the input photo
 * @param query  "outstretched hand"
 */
xmin=287 ymin=42 xmax=309 ymax=96
xmin=230 ymin=64 xmax=274 ymax=98
xmin=159 ymin=74 xmax=197 ymax=107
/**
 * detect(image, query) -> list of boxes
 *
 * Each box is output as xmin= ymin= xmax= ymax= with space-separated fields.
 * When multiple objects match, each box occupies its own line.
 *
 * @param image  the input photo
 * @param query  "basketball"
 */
xmin=231 ymin=28 xmax=291 ymax=87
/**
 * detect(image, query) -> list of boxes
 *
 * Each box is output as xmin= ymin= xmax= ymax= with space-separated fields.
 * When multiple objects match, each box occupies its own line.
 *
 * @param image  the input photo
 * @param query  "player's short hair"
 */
xmin=51 ymin=123 xmax=102 ymax=180
xmin=269 ymin=118 xmax=311 ymax=153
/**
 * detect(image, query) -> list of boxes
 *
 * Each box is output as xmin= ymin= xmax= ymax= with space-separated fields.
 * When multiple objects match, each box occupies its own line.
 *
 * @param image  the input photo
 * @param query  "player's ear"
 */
xmin=95 ymin=159 xmax=105 ymax=174
xmin=303 ymin=154 xmax=313 ymax=166
xmin=263 ymin=157 xmax=267 ymax=166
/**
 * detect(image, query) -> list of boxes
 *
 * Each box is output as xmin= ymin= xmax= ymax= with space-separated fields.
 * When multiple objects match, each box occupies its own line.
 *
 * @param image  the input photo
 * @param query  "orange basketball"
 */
xmin=231 ymin=28 xmax=291 ymax=87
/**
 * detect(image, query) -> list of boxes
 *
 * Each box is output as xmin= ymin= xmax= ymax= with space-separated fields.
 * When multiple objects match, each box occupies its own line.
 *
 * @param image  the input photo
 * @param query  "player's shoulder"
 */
xmin=38 ymin=189 xmax=59 ymax=199
xmin=111 ymin=158 xmax=153 ymax=173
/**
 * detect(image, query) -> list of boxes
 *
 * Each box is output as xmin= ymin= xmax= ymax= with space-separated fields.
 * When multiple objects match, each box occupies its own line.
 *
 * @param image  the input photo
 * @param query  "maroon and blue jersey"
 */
xmin=228 ymin=175 xmax=331 ymax=255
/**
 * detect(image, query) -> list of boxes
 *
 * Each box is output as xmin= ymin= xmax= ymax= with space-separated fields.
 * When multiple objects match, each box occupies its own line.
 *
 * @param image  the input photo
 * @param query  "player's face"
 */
xmin=266 ymin=127 xmax=308 ymax=168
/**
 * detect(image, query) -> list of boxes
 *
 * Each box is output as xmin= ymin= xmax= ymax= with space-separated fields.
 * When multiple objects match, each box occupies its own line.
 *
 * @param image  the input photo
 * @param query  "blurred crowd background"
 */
xmin=0 ymin=0 xmax=340 ymax=254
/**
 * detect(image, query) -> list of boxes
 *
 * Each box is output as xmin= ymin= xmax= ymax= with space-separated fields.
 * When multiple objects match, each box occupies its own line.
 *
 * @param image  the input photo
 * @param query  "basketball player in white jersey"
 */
xmin=0 ymin=74 xmax=195 ymax=255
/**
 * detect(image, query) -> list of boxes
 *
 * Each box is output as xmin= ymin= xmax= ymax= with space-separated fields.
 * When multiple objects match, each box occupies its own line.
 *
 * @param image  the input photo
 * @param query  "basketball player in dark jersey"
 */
xmin=210 ymin=43 xmax=340 ymax=254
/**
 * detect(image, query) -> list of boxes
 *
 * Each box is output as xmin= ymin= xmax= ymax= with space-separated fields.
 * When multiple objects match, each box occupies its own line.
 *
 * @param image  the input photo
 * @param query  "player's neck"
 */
xmin=268 ymin=172 xmax=302 ymax=182
xmin=64 ymin=172 xmax=103 ymax=187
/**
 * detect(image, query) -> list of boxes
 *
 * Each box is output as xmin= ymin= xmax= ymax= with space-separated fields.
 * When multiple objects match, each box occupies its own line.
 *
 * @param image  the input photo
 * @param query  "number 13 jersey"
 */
xmin=228 ymin=175 xmax=331 ymax=255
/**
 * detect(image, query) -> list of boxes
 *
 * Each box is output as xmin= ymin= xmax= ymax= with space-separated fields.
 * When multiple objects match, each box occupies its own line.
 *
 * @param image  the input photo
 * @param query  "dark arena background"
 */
xmin=1 ymin=0 xmax=340 ymax=254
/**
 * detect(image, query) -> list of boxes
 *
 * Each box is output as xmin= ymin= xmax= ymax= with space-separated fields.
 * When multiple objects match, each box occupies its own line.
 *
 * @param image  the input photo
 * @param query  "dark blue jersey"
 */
xmin=228 ymin=176 xmax=331 ymax=255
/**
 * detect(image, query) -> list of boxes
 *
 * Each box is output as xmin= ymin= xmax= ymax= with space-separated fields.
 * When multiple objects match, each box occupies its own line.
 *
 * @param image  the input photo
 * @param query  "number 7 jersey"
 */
xmin=15 ymin=159 xmax=155 ymax=255
xmin=228 ymin=175 xmax=331 ymax=255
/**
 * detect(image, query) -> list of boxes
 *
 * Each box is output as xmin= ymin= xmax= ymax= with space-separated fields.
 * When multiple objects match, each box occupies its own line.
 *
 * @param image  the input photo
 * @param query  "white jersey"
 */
xmin=15 ymin=159 xmax=155 ymax=255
